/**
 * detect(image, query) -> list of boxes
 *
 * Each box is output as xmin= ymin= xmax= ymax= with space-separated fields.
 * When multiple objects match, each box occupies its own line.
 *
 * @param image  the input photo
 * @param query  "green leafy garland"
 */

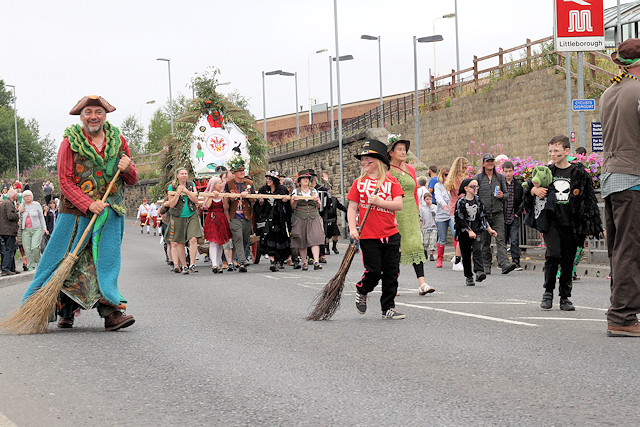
xmin=64 ymin=121 xmax=122 ymax=179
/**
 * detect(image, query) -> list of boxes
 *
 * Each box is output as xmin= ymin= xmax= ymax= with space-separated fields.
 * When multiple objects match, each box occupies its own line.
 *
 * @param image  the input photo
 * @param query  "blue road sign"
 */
xmin=572 ymin=99 xmax=596 ymax=111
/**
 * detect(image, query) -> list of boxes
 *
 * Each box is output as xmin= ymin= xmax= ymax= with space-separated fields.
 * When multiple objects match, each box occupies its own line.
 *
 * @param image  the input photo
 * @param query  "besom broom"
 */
xmin=0 ymin=170 xmax=121 ymax=334
xmin=306 ymin=189 xmax=378 ymax=321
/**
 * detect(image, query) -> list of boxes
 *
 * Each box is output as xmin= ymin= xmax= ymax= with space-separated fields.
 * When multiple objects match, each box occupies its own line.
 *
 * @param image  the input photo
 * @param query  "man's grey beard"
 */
xmin=84 ymin=123 xmax=103 ymax=136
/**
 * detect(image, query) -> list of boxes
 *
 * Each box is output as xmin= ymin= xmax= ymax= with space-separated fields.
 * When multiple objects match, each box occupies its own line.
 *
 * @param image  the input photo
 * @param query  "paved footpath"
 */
xmin=0 ymin=221 xmax=637 ymax=426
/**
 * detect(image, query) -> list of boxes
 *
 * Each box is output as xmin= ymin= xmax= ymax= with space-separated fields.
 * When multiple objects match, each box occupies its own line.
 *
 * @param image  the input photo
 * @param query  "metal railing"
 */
xmin=268 ymin=35 xmax=613 ymax=157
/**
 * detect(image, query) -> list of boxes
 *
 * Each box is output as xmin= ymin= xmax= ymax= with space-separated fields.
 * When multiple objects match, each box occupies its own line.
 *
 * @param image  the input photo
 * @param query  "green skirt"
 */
xmin=392 ymin=170 xmax=427 ymax=266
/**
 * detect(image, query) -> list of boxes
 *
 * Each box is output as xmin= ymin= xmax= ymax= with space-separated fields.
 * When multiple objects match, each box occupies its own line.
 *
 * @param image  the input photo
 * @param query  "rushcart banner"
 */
xmin=190 ymin=112 xmax=251 ymax=177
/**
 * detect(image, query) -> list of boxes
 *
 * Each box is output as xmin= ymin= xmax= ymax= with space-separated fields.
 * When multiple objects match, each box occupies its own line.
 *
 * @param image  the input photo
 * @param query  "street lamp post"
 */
xmin=432 ymin=13 xmax=455 ymax=78
xmin=361 ymin=35 xmax=383 ymax=124
xmin=139 ymin=99 xmax=156 ymax=124
xmin=156 ymin=58 xmax=174 ymax=134
xmin=329 ymin=54 xmax=354 ymax=142
xmin=454 ymin=0 xmax=461 ymax=90
xmin=264 ymin=70 xmax=299 ymax=142
xmin=308 ymin=49 xmax=328 ymax=124
xmin=413 ymin=35 xmax=443 ymax=161
xmin=5 ymin=84 xmax=19 ymax=180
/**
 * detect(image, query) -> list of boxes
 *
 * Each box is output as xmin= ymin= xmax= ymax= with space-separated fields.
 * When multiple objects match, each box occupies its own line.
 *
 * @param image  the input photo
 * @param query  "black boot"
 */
xmin=332 ymin=241 xmax=339 ymax=254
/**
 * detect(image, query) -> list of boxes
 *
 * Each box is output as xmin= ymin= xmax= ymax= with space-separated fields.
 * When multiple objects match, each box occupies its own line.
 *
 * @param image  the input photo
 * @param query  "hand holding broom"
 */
xmin=306 ymin=189 xmax=378 ymax=321
xmin=0 ymin=169 xmax=122 ymax=334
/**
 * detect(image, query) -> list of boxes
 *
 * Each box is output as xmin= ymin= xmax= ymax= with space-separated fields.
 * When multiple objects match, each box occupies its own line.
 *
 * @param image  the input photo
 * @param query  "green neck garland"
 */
xmin=64 ymin=121 xmax=123 ymax=179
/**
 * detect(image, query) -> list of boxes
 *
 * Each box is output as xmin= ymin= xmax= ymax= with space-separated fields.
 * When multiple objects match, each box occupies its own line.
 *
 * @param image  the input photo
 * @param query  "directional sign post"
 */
xmin=555 ymin=0 xmax=604 ymax=149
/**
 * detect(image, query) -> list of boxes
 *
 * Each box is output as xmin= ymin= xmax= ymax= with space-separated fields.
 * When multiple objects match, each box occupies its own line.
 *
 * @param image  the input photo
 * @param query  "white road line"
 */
xmin=407 ymin=301 xmax=528 ymax=305
xmin=0 ymin=411 xmax=17 ymax=427
xmin=395 ymin=302 xmax=539 ymax=327
xmin=516 ymin=317 xmax=606 ymax=322
xmin=507 ymin=299 xmax=608 ymax=312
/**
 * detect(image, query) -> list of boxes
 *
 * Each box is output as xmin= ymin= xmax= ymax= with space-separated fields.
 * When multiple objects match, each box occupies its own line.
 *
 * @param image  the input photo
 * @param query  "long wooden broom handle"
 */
xmin=70 ymin=169 xmax=121 ymax=257
xmin=357 ymin=188 xmax=379 ymax=231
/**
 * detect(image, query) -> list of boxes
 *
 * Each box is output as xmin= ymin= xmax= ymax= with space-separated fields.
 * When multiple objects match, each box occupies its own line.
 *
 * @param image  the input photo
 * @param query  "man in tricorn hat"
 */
xmin=223 ymin=156 xmax=255 ymax=272
xmin=21 ymin=95 xmax=139 ymax=331
xmin=600 ymin=39 xmax=640 ymax=337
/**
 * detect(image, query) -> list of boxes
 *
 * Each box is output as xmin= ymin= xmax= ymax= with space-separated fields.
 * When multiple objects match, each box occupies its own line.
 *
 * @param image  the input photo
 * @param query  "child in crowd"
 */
xmin=348 ymin=138 xmax=405 ymax=319
xmin=454 ymin=178 xmax=498 ymax=286
xmin=524 ymin=135 xmax=602 ymax=311
xmin=419 ymin=192 xmax=438 ymax=262
xmin=502 ymin=161 xmax=524 ymax=270
xmin=203 ymin=176 xmax=233 ymax=273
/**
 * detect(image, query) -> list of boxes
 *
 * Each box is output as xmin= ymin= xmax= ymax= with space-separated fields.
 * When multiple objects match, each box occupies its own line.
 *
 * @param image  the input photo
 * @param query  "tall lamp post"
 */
xmin=263 ymin=70 xmax=299 ymax=143
xmin=454 ymin=0 xmax=461 ymax=90
xmin=5 ymin=84 xmax=19 ymax=180
xmin=413 ymin=35 xmax=443 ymax=161
xmin=156 ymin=58 xmax=174 ymax=134
xmin=432 ymin=13 xmax=455 ymax=78
xmin=139 ymin=99 xmax=156 ymax=124
xmin=308 ymin=49 xmax=328 ymax=124
xmin=329 ymin=54 xmax=354 ymax=141
xmin=361 ymin=35 xmax=383 ymax=124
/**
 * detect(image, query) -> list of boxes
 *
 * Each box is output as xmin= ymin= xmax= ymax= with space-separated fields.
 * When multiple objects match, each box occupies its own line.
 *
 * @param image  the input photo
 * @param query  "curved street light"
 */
xmin=361 ymin=35 xmax=383 ymax=123
xmin=414 ymin=35 xmax=443 ymax=161
xmin=308 ymin=49 xmax=328 ymax=124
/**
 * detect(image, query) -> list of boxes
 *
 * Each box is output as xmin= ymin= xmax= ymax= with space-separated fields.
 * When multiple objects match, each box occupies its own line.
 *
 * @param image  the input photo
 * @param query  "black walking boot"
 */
xmin=332 ymin=241 xmax=339 ymax=254
xmin=541 ymin=292 xmax=553 ymax=310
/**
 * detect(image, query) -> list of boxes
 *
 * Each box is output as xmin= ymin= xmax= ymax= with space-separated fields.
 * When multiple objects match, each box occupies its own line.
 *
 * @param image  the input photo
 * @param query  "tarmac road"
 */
xmin=0 ymin=221 xmax=638 ymax=426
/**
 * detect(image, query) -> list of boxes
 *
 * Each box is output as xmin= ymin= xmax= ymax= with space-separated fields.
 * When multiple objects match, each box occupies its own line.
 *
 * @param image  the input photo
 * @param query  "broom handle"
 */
xmin=357 ymin=188 xmax=379 ymax=231
xmin=70 ymin=169 xmax=122 ymax=257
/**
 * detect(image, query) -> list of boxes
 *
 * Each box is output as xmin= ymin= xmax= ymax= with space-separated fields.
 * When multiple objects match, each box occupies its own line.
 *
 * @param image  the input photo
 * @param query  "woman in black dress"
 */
xmin=255 ymin=171 xmax=292 ymax=271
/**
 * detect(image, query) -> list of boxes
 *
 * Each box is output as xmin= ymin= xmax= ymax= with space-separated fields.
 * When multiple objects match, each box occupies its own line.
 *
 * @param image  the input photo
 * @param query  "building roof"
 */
xmin=604 ymin=1 xmax=640 ymax=28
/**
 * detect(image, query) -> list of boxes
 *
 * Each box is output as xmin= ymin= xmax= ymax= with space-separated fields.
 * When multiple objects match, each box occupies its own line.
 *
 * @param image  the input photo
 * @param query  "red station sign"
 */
xmin=555 ymin=0 xmax=605 ymax=52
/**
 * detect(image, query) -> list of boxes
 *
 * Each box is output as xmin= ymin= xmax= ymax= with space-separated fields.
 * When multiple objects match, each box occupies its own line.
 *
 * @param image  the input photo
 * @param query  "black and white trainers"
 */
xmin=189 ymin=264 xmax=198 ymax=273
xmin=382 ymin=307 xmax=406 ymax=320
xmin=238 ymin=262 xmax=247 ymax=273
xmin=355 ymin=292 xmax=367 ymax=314
xmin=182 ymin=266 xmax=189 ymax=275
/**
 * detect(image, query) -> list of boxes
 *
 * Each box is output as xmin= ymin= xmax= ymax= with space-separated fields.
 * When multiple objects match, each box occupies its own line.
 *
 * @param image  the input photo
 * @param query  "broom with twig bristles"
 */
xmin=306 ymin=189 xmax=378 ymax=321
xmin=0 ymin=170 xmax=121 ymax=334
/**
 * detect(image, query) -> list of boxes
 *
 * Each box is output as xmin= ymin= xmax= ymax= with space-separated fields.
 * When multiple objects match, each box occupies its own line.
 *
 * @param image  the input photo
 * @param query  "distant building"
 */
xmin=604 ymin=1 xmax=640 ymax=48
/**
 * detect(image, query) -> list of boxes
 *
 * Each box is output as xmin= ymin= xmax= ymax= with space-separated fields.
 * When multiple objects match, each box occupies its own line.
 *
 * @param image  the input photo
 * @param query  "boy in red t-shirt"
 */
xmin=347 ymin=139 xmax=405 ymax=319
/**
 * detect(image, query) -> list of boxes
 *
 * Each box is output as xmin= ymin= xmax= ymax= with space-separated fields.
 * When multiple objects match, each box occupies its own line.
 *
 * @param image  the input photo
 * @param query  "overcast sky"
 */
xmin=0 ymin=0 xmax=622 ymax=146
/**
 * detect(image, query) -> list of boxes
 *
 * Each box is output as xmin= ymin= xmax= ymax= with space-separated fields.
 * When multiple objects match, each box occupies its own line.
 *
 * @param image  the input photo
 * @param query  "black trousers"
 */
xmin=458 ymin=230 xmax=484 ymax=278
xmin=356 ymin=233 xmax=401 ymax=312
xmin=542 ymin=221 xmax=577 ymax=298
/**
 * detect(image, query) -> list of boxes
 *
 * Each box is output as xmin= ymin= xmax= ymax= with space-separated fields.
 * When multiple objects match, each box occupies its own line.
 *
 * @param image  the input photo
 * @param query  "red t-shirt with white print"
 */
xmin=347 ymin=173 xmax=404 ymax=239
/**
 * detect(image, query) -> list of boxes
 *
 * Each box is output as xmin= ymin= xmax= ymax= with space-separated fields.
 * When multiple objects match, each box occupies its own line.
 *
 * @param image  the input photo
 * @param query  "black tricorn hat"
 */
xmin=354 ymin=139 xmax=390 ymax=168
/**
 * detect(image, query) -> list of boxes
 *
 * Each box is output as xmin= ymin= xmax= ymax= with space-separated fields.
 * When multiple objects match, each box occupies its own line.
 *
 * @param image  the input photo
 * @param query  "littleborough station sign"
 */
xmin=555 ymin=0 xmax=605 ymax=52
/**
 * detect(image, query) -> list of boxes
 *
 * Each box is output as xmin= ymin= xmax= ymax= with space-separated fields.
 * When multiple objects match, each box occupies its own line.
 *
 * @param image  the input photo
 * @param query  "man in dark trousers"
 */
xmin=473 ymin=154 xmax=516 ymax=275
xmin=502 ymin=161 xmax=524 ymax=270
xmin=600 ymin=38 xmax=640 ymax=337
xmin=0 ymin=189 xmax=20 ymax=276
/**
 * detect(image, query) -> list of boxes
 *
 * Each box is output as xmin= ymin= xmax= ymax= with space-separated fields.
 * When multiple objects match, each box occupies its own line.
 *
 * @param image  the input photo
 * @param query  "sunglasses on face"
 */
xmin=443 ymin=173 xmax=448 ymax=177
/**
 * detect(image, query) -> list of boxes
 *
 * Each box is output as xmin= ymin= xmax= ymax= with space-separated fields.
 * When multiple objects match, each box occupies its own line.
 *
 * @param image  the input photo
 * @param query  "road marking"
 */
xmin=395 ymin=302 xmax=539 ymax=327
xmin=516 ymin=317 xmax=606 ymax=322
xmin=507 ymin=299 xmax=608 ymax=312
xmin=0 ymin=411 xmax=17 ymax=427
xmin=408 ymin=301 xmax=528 ymax=305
